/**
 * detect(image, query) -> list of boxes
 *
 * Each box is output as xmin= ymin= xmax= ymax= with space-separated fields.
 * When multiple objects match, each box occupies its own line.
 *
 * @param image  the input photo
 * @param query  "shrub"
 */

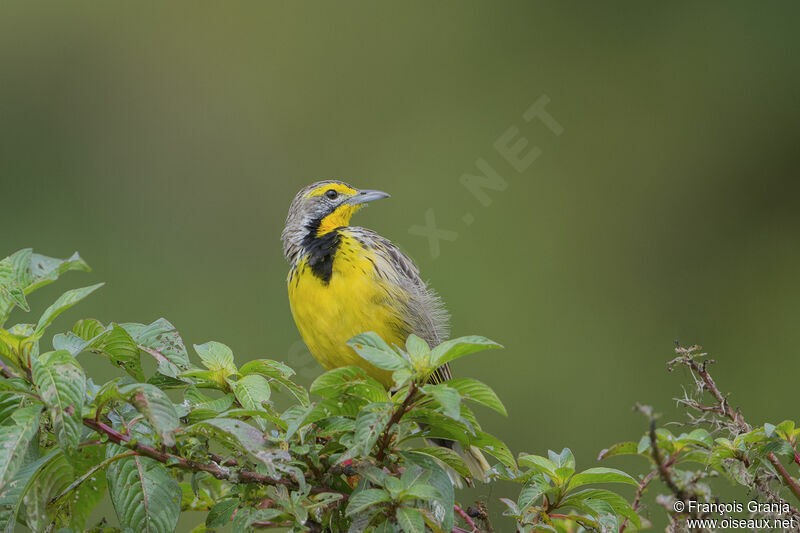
xmin=0 ymin=248 xmax=798 ymax=532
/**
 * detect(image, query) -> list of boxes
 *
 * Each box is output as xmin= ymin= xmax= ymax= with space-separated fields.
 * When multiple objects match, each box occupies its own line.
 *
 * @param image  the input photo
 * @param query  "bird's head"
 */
xmin=282 ymin=180 xmax=390 ymax=262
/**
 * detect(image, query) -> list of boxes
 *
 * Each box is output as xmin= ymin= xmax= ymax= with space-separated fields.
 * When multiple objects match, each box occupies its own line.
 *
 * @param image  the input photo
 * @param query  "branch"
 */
xmin=670 ymin=349 xmax=800 ymax=504
xmin=619 ymin=469 xmax=658 ymax=533
xmin=375 ymin=381 xmax=418 ymax=462
xmin=0 ymin=358 xmax=20 ymax=379
xmin=81 ymin=417 xmax=346 ymax=498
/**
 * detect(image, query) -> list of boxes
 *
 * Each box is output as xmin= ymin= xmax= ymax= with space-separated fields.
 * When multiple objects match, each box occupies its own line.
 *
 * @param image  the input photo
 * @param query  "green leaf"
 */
xmin=561 ymin=488 xmax=641 ymax=529
xmin=445 ymin=378 xmax=507 ymax=416
xmin=0 ymin=257 xmax=27 ymax=316
xmin=405 ymin=335 xmax=430 ymax=369
xmin=597 ymin=442 xmax=639 ymax=460
xmin=472 ymin=431 xmax=515 ymax=469
xmin=206 ymin=498 xmax=239 ymax=528
xmin=549 ymin=448 xmax=575 ymax=470
xmin=422 ymin=384 xmax=461 ymax=420
xmin=396 ymin=506 xmax=425 ymax=533
xmin=568 ymin=467 xmax=638 ymax=490
xmin=346 ymin=488 xmax=391 ymax=516
xmin=429 ymin=335 xmax=501 ymax=367
xmin=0 ymin=406 xmax=42 ymax=486
xmin=0 ymin=250 xmax=90 ymax=325
xmin=22 ymin=453 xmax=75 ymax=531
xmin=677 ymin=428 xmax=713 ymax=448
xmin=401 ymin=451 xmax=454 ymax=531
xmin=113 ymin=383 xmax=180 ymax=447
xmin=187 ymin=418 xmax=269 ymax=458
xmin=348 ymin=332 xmax=410 ymax=371
xmin=310 ymin=366 xmax=388 ymax=403
xmin=517 ymin=474 xmax=550 ymax=509
xmin=31 ymin=351 xmax=86 ymax=454
xmin=518 ymin=454 xmax=557 ymax=478
xmin=74 ymin=322 xmax=144 ymax=381
xmin=240 ymin=359 xmax=294 ymax=379
xmin=0 ymin=449 xmax=60 ymax=532
xmin=31 ymin=283 xmax=104 ymax=341
xmin=193 ymin=342 xmax=237 ymax=386
xmin=231 ymin=374 xmax=271 ymax=411
xmin=0 ymin=393 xmax=21 ymax=425
xmin=411 ymin=446 xmax=471 ymax=479
xmin=122 ymin=319 xmax=191 ymax=378
xmin=341 ymin=402 xmax=394 ymax=461
xmin=184 ymin=386 xmax=234 ymax=413
xmin=232 ymin=508 xmax=283 ymax=533
xmin=240 ymin=360 xmax=309 ymax=406
xmin=637 ymin=435 xmax=651 ymax=454
xmin=106 ymin=444 xmax=182 ymax=533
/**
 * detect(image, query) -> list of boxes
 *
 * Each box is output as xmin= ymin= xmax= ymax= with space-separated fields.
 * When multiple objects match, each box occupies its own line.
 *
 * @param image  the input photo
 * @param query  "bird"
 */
xmin=281 ymin=179 xmax=490 ymax=484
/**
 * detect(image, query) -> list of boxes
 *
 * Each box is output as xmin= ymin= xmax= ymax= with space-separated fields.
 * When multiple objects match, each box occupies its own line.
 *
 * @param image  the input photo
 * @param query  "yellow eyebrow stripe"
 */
xmin=304 ymin=183 xmax=357 ymax=198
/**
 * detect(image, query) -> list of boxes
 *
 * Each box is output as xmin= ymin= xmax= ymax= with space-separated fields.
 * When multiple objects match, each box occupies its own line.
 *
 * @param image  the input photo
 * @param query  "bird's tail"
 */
xmin=426 ymin=438 xmax=491 ymax=488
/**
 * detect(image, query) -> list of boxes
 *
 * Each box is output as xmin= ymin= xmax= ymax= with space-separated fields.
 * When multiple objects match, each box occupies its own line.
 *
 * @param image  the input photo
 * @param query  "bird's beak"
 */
xmin=348 ymin=189 xmax=390 ymax=206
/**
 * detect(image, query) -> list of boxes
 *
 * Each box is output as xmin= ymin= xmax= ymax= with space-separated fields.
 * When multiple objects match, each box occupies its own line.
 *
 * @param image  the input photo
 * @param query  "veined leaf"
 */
xmin=561 ymin=488 xmax=641 ymax=529
xmin=396 ymin=506 xmax=425 ymax=533
xmin=31 ymin=351 xmax=86 ymax=454
xmin=71 ymin=321 xmax=144 ymax=381
xmin=194 ymin=341 xmax=236 ymax=372
xmin=549 ymin=448 xmax=576 ymax=470
xmin=405 ymin=335 xmax=430 ymax=369
xmin=568 ymin=467 xmax=638 ymax=490
xmin=472 ymin=431 xmax=515 ymax=469
xmin=401 ymin=451 xmax=454 ymax=531
xmin=97 ymin=381 xmax=180 ymax=447
xmin=517 ymin=474 xmax=551 ymax=509
xmin=597 ymin=442 xmax=639 ymax=460
xmin=206 ymin=498 xmax=239 ymax=528
xmin=0 ymin=250 xmax=90 ymax=325
xmin=0 ymin=406 xmax=42 ymax=487
xmin=519 ymin=454 xmax=557 ymax=478
xmin=340 ymin=402 xmax=393 ymax=461
xmin=421 ymin=384 xmax=461 ymax=420
xmin=0 ymin=394 xmax=21 ymax=425
xmin=310 ymin=366 xmax=388 ymax=402
xmin=0 ymin=257 xmax=27 ymax=316
xmin=240 ymin=359 xmax=294 ymax=379
xmin=184 ymin=386 xmax=234 ymax=413
xmin=106 ymin=444 xmax=181 ymax=533
xmin=122 ymin=319 xmax=191 ymax=378
xmin=23 ymin=453 xmax=75 ymax=531
xmin=429 ymin=335 xmax=501 ymax=367
xmin=346 ymin=488 xmax=391 ymax=516
xmin=186 ymin=418 xmax=269 ymax=458
xmin=0 ymin=449 xmax=60 ymax=533
xmin=231 ymin=374 xmax=271 ymax=411
xmin=118 ymin=383 xmax=180 ymax=447
xmin=31 ymin=284 xmax=104 ymax=341
xmin=410 ymin=446 xmax=471 ymax=479
xmin=445 ymin=378 xmax=507 ymax=416
xmin=348 ymin=333 xmax=410 ymax=371
xmin=193 ymin=342 xmax=237 ymax=387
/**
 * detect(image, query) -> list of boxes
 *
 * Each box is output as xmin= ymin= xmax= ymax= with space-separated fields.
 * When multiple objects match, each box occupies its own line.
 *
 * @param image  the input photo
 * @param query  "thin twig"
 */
xmin=81 ymin=417 xmax=346 ymax=498
xmin=673 ymin=353 xmax=800 ymax=503
xmin=619 ymin=469 xmax=658 ymax=533
xmin=376 ymin=381 xmax=417 ymax=462
xmin=454 ymin=503 xmax=478 ymax=532
xmin=50 ymin=450 xmax=137 ymax=504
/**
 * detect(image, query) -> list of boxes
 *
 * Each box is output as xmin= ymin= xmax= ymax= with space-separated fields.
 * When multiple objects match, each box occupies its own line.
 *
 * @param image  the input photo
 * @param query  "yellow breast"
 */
xmin=287 ymin=233 xmax=407 ymax=386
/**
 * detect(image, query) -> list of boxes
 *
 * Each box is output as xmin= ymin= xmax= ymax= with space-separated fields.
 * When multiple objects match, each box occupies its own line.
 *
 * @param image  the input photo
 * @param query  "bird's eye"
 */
xmin=325 ymin=189 xmax=339 ymax=200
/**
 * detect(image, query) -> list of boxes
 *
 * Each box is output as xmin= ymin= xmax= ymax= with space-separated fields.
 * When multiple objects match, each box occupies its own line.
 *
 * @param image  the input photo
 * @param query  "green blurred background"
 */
xmin=2 ymin=2 xmax=799 ymax=530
